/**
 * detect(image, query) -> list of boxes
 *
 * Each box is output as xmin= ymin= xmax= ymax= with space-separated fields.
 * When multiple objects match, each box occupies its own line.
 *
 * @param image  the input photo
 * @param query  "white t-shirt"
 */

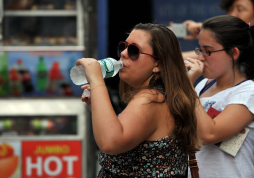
xmin=188 ymin=79 xmax=254 ymax=178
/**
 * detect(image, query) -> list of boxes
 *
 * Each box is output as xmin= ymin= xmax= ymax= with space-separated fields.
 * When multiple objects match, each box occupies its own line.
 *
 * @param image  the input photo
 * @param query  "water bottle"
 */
xmin=70 ymin=57 xmax=123 ymax=97
xmin=184 ymin=60 xmax=191 ymax=71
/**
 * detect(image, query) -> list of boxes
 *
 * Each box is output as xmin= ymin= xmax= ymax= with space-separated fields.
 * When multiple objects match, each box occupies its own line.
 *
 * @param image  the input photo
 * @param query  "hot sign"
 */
xmin=22 ymin=141 xmax=81 ymax=178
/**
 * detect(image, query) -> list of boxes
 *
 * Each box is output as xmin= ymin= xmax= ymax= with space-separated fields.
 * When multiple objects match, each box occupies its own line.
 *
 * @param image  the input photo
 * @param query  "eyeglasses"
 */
xmin=195 ymin=47 xmax=225 ymax=57
xmin=117 ymin=41 xmax=158 ymax=60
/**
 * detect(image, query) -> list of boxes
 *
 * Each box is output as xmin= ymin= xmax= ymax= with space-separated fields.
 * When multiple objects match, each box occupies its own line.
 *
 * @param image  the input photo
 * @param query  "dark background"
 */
xmin=106 ymin=0 xmax=153 ymax=114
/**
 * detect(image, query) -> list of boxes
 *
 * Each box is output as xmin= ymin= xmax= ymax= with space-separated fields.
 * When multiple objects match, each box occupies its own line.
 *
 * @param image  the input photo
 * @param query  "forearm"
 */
xmin=90 ymin=81 xmax=124 ymax=151
xmin=195 ymin=99 xmax=216 ymax=144
xmin=182 ymin=51 xmax=197 ymax=60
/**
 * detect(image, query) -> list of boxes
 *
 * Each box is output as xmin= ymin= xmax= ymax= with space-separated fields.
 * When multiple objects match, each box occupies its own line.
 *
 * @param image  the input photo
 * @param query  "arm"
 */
xmin=195 ymin=99 xmax=254 ymax=144
xmin=76 ymin=58 xmax=162 ymax=155
xmin=92 ymin=90 xmax=163 ymax=154
xmin=169 ymin=20 xmax=202 ymax=40
xmin=183 ymin=20 xmax=202 ymax=40
xmin=182 ymin=51 xmax=197 ymax=61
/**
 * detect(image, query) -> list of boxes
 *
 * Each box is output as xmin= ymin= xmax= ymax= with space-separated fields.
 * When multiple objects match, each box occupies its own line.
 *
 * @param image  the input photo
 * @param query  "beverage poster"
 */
xmin=22 ymin=141 xmax=81 ymax=178
xmin=6 ymin=51 xmax=83 ymax=97
xmin=0 ymin=52 xmax=9 ymax=96
xmin=0 ymin=141 xmax=21 ymax=178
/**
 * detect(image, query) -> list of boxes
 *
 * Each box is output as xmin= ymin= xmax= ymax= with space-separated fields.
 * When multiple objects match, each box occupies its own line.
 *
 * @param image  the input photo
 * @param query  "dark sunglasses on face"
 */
xmin=117 ymin=41 xmax=158 ymax=60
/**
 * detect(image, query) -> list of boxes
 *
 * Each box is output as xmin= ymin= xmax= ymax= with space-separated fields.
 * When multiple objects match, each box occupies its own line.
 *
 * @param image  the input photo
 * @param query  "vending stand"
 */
xmin=0 ymin=0 xmax=91 ymax=178
xmin=0 ymin=99 xmax=88 ymax=178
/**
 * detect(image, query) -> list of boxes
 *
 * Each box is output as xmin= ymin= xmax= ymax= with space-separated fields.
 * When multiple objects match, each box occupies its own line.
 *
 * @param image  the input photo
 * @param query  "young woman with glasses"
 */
xmin=76 ymin=23 xmax=201 ymax=177
xmin=185 ymin=15 xmax=254 ymax=178
xmin=181 ymin=0 xmax=254 ymax=60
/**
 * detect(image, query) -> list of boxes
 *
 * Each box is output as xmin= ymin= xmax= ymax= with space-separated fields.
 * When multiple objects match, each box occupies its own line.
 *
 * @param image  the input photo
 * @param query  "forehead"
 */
xmin=232 ymin=0 xmax=254 ymax=8
xmin=199 ymin=29 xmax=221 ymax=48
xmin=126 ymin=29 xmax=151 ymax=45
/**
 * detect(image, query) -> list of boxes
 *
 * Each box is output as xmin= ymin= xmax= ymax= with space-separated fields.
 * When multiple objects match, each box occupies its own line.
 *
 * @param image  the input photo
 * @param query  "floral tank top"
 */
xmin=97 ymin=131 xmax=187 ymax=178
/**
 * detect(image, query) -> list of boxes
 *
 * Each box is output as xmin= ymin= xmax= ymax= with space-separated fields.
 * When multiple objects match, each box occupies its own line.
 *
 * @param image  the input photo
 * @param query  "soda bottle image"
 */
xmin=36 ymin=56 xmax=48 ymax=91
xmin=46 ymin=62 xmax=63 ymax=94
xmin=9 ymin=67 xmax=22 ymax=96
xmin=16 ymin=59 xmax=34 ymax=93
xmin=0 ymin=52 xmax=9 ymax=96
xmin=60 ymin=80 xmax=73 ymax=96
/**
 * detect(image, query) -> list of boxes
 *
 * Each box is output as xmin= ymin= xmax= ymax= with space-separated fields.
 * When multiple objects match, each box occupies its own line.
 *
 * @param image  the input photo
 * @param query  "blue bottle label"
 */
xmin=101 ymin=58 xmax=114 ymax=78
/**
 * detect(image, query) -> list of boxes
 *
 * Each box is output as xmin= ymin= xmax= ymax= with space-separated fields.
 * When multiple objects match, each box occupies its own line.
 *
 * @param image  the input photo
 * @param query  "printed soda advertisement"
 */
xmin=22 ymin=141 xmax=81 ymax=178
xmin=0 ymin=51 xmax=83 ymax=97
xmin=0 ymin=52 xmax=9 ymax=96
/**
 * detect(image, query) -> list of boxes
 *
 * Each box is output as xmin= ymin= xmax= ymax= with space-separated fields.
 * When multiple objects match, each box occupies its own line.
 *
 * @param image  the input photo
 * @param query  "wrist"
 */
xmin=90 ymin=84 xmax=106 ymax=93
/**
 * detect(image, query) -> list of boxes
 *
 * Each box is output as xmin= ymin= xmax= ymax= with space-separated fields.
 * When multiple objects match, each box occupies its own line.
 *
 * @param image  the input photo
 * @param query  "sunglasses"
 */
xmin=117 ymin=41 xmax=158 ymax=60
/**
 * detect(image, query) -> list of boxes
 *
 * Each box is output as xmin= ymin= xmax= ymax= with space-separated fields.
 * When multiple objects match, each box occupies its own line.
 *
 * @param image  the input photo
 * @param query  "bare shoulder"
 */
xmin=132 ymin=88 xmax=165 ymax=104
xmin=123 ymin=88 xmax=167 ymax=120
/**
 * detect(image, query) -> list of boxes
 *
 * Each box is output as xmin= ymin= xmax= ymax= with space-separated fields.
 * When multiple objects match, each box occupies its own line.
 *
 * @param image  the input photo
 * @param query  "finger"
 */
xmin=81 ymin=95 xmax=86 ymax=102
xmin=186 ymin=57 xmax=197 ymax=62
xmin=81 ymin=85 xmax=90 ymax=90
xmin=75 ymin=58 xmax=84 ymax=66
xmin=196 ymin=60 xmax=204 ymax=67
xmin=81 ymin=95 xmax=90 ymax=102
xmin=184 ymin=35 xmax=196 ymax=40
xmin=183 ymin=20 xmax=192 ymax=25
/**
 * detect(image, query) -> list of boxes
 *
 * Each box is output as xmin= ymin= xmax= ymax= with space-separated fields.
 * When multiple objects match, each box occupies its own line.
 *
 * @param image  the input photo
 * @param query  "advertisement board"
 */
xmin=0 ymin=51 xmax=84 ymax=97
xmin=22 ymin=141 xmax=82 ymax=178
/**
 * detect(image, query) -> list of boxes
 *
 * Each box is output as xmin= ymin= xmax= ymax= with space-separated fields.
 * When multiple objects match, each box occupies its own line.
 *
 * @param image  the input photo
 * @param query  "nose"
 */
xmin=197 ymin=53 xmax=205 ymax=62
xmin=228 ymin=10 xmax=237 ymax=17
xmin=120 ymin=47 xmax=129 ymax=59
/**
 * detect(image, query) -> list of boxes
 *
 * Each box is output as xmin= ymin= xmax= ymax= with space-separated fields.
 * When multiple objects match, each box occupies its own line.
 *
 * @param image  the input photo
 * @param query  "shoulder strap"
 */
xmin=199 ymin=79 xmax=248 ymax=96
xmin=188 ymin=153 xmax=199 ymax=178
xmin=199 ymin=79 xmax=216 ymax=96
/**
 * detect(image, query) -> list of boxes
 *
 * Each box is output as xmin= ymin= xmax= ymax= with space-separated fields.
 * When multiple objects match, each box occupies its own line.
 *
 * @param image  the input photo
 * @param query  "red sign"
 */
xmin=22 ymin=141 xmax=81 ymax=178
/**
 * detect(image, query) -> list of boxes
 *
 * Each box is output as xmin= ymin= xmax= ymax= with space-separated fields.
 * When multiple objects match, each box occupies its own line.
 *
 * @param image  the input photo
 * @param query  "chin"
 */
xmin=119 ymin=72 xmax=127 ymax=80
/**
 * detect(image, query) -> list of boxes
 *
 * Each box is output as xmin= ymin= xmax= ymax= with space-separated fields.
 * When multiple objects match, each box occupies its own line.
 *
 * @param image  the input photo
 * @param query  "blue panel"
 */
xmin=152 ymin=0 xmax=224 ymax=51
xmin=97 ymin=0 xmax=108 ymax=59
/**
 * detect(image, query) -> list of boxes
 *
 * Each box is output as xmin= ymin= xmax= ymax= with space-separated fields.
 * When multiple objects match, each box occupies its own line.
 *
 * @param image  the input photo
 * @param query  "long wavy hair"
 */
xmin=119 ymin=23 xmax=201 ymax=153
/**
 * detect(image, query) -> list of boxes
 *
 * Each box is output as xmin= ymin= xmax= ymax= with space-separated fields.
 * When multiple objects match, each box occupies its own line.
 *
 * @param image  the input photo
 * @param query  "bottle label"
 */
xmin=101 ymin=58 xmax=114 ymax=78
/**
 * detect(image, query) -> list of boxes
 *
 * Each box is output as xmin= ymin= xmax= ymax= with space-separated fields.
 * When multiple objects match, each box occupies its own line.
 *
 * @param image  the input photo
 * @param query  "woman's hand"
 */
xmin=75 ymin=58 xmax=104 ymax=85
xmin=183 ymin=20 xmax=202 ymax=40
xmin=185 ymin=57 xmax=204 ymax=84
xmin=81 ymin=84 xmax=91 ymax=110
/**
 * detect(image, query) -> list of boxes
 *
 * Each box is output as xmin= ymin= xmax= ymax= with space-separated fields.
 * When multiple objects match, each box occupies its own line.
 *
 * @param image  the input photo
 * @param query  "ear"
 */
xmin=153 ymin=61 xmax=160 ymax=73
xmin=231 ymin=47 xmax=240 ymax=60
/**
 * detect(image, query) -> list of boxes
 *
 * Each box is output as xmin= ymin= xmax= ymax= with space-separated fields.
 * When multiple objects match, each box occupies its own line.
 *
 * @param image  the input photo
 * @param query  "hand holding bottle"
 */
xmin=81 ymin=84 xmax=91 ymax=109
xmin=74 ymin=58 xmax=104 ymax=85
xmin=70 ymin=57 xmax=123 ymax=97
xmin=184 ymin=58 xmax=204 ymax=85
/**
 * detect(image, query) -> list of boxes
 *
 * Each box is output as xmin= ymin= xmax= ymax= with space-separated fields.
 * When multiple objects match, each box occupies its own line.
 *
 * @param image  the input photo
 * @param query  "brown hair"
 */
xmin=119 ymin=23 xmax=201 ymax=153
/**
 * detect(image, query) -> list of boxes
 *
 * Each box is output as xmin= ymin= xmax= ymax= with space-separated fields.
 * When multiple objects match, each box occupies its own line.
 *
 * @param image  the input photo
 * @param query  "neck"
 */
xmin=215 ymin=69 xmax=246 ymax=90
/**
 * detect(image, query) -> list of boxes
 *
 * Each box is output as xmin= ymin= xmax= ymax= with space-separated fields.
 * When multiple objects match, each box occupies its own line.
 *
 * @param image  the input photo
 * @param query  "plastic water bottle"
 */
xmin=70 ymin=57 xmax=123 ymax=97
xmin=184 ymin=60 xmax=191 ymax=71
